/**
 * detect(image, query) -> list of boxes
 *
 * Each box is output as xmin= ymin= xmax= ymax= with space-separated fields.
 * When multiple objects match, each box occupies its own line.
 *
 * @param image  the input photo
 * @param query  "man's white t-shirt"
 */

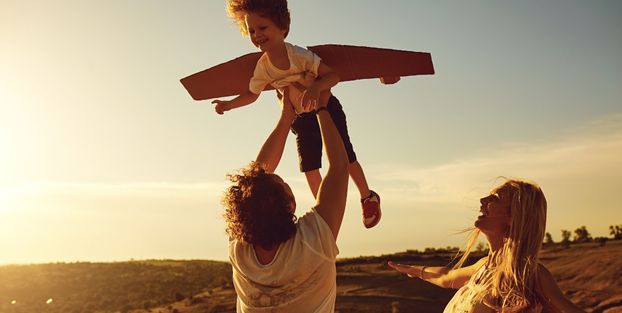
xmin=249 ymin=42 xmax=321 ymax=113
xmin=229 ymin=208 xmax=339 ymax=313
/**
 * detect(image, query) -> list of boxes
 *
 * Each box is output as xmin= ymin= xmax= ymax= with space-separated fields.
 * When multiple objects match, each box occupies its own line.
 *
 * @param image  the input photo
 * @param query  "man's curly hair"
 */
xmin=226 ymin=0 xmax=291 ymax=38
xmin=222 ymin=162 xmax=297 ymax=249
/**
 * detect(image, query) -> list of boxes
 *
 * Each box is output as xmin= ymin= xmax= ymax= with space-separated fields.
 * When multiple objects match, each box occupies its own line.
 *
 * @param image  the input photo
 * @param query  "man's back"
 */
xmin=229 ymin=209 xmax=339 ymax=313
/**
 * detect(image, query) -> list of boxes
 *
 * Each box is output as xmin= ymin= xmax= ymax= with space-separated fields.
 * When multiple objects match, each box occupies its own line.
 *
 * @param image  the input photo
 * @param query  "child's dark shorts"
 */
xmin=290 ymin=95 xmax=357 ymax=172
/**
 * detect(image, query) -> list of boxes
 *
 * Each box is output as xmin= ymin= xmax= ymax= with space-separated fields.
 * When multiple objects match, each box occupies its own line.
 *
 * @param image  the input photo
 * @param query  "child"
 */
xmin=212 ymin=0 xmax=381 ymax=228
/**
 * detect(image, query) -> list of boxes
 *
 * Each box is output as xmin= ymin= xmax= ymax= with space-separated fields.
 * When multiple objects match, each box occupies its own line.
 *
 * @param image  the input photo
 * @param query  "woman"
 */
xmin=389 ymin=179 xmax=585 ymax=313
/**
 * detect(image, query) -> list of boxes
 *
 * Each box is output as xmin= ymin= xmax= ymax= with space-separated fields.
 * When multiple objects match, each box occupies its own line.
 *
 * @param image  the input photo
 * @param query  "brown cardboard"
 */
xmin=180 ymin=44 xmax=434 ymax=101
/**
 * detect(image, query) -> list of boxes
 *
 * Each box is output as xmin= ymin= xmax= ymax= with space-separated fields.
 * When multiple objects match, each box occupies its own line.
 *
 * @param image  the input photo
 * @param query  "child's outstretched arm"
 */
xmin=211 ymin=90 xmax=260 ymax=115
xmin=301 ymin=62 xmax=340 ymax=111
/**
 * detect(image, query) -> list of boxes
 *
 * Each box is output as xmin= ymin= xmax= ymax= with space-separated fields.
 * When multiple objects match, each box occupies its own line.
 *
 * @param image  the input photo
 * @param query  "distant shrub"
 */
xmin=544 ymin=232 xmax=555 ymax=246
xmin=573 ymin=226 xmax=592 ymax=243
xmin=561 ymin=230 xmax=571 ymax=248
xmin=610 ymin=225 xmax=622 ymax=240
xmin=595 ymin=237 xmax=608 ymax=246
xmin=424 ymin=247 xmax=436 ymax=253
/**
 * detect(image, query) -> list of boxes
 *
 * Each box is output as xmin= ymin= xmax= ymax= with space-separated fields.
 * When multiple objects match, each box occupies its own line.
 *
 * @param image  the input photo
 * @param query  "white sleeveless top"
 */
xmin=444 ymin=265 xmax=542 ymax=313
xmin=444 ymin=265 xmax=496 ymax=313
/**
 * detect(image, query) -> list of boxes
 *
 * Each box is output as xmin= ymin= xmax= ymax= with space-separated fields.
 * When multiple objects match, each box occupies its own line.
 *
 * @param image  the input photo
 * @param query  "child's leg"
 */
xmin=304 ymin=169 xmax=322 ymax=198
xmin=326 ymin=95 xmax=382 ymax=228
xmin=290 ymin=110 xmax=323 ymax=198
xmin=325 ymin=96 xmax=369 ymax=198
xmin=348 ymin=161 xmax=371 ymax=199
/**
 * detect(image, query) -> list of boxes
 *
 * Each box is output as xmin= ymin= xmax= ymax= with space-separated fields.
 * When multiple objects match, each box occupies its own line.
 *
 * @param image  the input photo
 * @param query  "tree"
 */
xmin=544 ymin=232 xmax=555 ymax=246
xmin=610 ymin=225 xmax=622 ymax=240
xmin=573 ymin=226 xmax=592 ymax=243
xmin=561 ymin=230 xmax=571 ymax=248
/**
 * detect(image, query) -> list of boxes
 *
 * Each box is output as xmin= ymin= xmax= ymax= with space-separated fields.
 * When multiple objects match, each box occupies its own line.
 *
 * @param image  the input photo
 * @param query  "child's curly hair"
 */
xmin=222 ymin=162 xmax=297 ymax=249
xmin=226 ymin=0 xmax=291 ymax=38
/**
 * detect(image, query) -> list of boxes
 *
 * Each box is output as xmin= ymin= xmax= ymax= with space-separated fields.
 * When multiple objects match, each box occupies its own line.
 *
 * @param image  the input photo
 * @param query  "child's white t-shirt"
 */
xmin=249 ymin=42 xmax=321 ymax=113
xmin=228 ymin=208 xmax=339 ymax=313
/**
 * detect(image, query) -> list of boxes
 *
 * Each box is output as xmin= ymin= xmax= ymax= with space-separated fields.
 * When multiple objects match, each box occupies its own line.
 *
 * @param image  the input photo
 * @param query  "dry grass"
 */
xmin=136 ymin=241 xmax=621 ymax=313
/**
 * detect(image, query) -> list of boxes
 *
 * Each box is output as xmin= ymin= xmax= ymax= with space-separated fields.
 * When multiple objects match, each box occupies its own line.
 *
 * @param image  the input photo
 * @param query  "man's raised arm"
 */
xmin=314 ymin=98 xmax=349 ymax=239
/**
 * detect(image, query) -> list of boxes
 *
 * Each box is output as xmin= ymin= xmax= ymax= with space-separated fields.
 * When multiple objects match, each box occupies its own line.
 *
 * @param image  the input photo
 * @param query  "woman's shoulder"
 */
xmin=469 ymin=256 xmax=489 ymax=272
xmin=535 ymin=263 xmax=554 ymax=281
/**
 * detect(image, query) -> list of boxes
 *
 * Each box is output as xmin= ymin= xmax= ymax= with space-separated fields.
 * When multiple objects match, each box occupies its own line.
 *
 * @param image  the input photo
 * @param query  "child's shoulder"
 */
xmin=285 ymin=42 xmax=317 ymax=58
xmin=284 ymin=41 xmax=308 ymax=52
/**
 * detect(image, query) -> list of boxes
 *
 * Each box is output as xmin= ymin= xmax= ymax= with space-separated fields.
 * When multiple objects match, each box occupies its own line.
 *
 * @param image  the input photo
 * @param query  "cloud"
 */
xmin=369 ymin=113 xmax=622 ymax=210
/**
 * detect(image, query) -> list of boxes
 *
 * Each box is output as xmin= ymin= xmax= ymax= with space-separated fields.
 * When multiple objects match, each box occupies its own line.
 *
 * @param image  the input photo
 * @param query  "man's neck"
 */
xmin=254 ymin=244 xmax=279 ymax=265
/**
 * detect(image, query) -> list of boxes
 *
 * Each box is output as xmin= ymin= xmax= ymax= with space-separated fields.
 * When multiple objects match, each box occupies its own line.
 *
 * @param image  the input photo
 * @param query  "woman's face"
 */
xmin=475 ymin=186 xmax=512 ymax=237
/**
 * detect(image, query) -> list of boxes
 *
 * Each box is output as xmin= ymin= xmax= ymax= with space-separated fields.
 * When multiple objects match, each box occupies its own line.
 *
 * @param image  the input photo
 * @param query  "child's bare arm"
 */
xmin=211 ymin=90 xmax=260 ymax=115
xmin=301 ymin=62 xmax=339 ymax=111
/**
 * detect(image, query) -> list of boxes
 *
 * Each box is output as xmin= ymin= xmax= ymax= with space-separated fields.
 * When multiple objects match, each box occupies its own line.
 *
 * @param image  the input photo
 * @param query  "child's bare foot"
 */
xmin=362 ymin=190 xmax=381 ymax=228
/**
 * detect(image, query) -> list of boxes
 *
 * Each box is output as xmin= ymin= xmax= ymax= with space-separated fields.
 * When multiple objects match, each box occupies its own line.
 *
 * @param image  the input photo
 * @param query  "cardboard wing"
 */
xmin=180 ymin=44 xmax=434 ymax=101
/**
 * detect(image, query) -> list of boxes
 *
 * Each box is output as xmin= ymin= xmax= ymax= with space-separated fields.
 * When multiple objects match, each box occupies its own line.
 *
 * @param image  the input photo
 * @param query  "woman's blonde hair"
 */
xmin=455 ymin=178 xmax=547 ymax=312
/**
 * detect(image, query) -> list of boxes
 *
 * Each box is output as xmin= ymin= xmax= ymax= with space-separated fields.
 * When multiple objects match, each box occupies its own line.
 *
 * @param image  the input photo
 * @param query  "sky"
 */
xmin=1 ymin=0 xmax=621 ymax=264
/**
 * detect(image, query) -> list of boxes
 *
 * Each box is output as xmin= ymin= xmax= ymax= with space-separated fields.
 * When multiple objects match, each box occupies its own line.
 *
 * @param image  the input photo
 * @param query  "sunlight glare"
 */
xmin=0 ymin=185 xmax=33 ymax=213
xmin=0 ymin=189 xmax=17 ymax=213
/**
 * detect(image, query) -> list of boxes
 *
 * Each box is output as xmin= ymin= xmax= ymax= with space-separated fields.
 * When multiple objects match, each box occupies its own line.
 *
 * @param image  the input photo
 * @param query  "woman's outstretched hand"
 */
xmin=388 ymin=261 xmax=420 ymax=278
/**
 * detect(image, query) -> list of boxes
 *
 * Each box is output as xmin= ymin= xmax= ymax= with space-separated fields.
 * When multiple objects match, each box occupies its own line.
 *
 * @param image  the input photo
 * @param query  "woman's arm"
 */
xmin=536 ymin=264 xmax=586 ymax=313
xmin=388 ymin=257 xmax=488 ymax=289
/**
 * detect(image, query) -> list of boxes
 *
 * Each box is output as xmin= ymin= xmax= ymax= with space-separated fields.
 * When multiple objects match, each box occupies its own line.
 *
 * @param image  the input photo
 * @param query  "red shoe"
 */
xmin=361 ymin=190 xmax=381 ymax=228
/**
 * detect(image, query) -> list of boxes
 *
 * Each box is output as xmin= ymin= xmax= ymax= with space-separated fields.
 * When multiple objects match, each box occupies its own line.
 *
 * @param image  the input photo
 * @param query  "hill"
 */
xmin=1 ymin=241 xmax=620 ymax=313
xmin=0 ymin=260 xmax=231 ymax=313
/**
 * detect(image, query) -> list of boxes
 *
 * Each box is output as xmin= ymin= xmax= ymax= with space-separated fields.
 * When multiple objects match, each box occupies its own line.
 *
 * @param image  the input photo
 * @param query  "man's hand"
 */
xmin=211 ymin=99 xmax=231 ymax=115
xmin=278 ymin=88 xmax=296 ymax=122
